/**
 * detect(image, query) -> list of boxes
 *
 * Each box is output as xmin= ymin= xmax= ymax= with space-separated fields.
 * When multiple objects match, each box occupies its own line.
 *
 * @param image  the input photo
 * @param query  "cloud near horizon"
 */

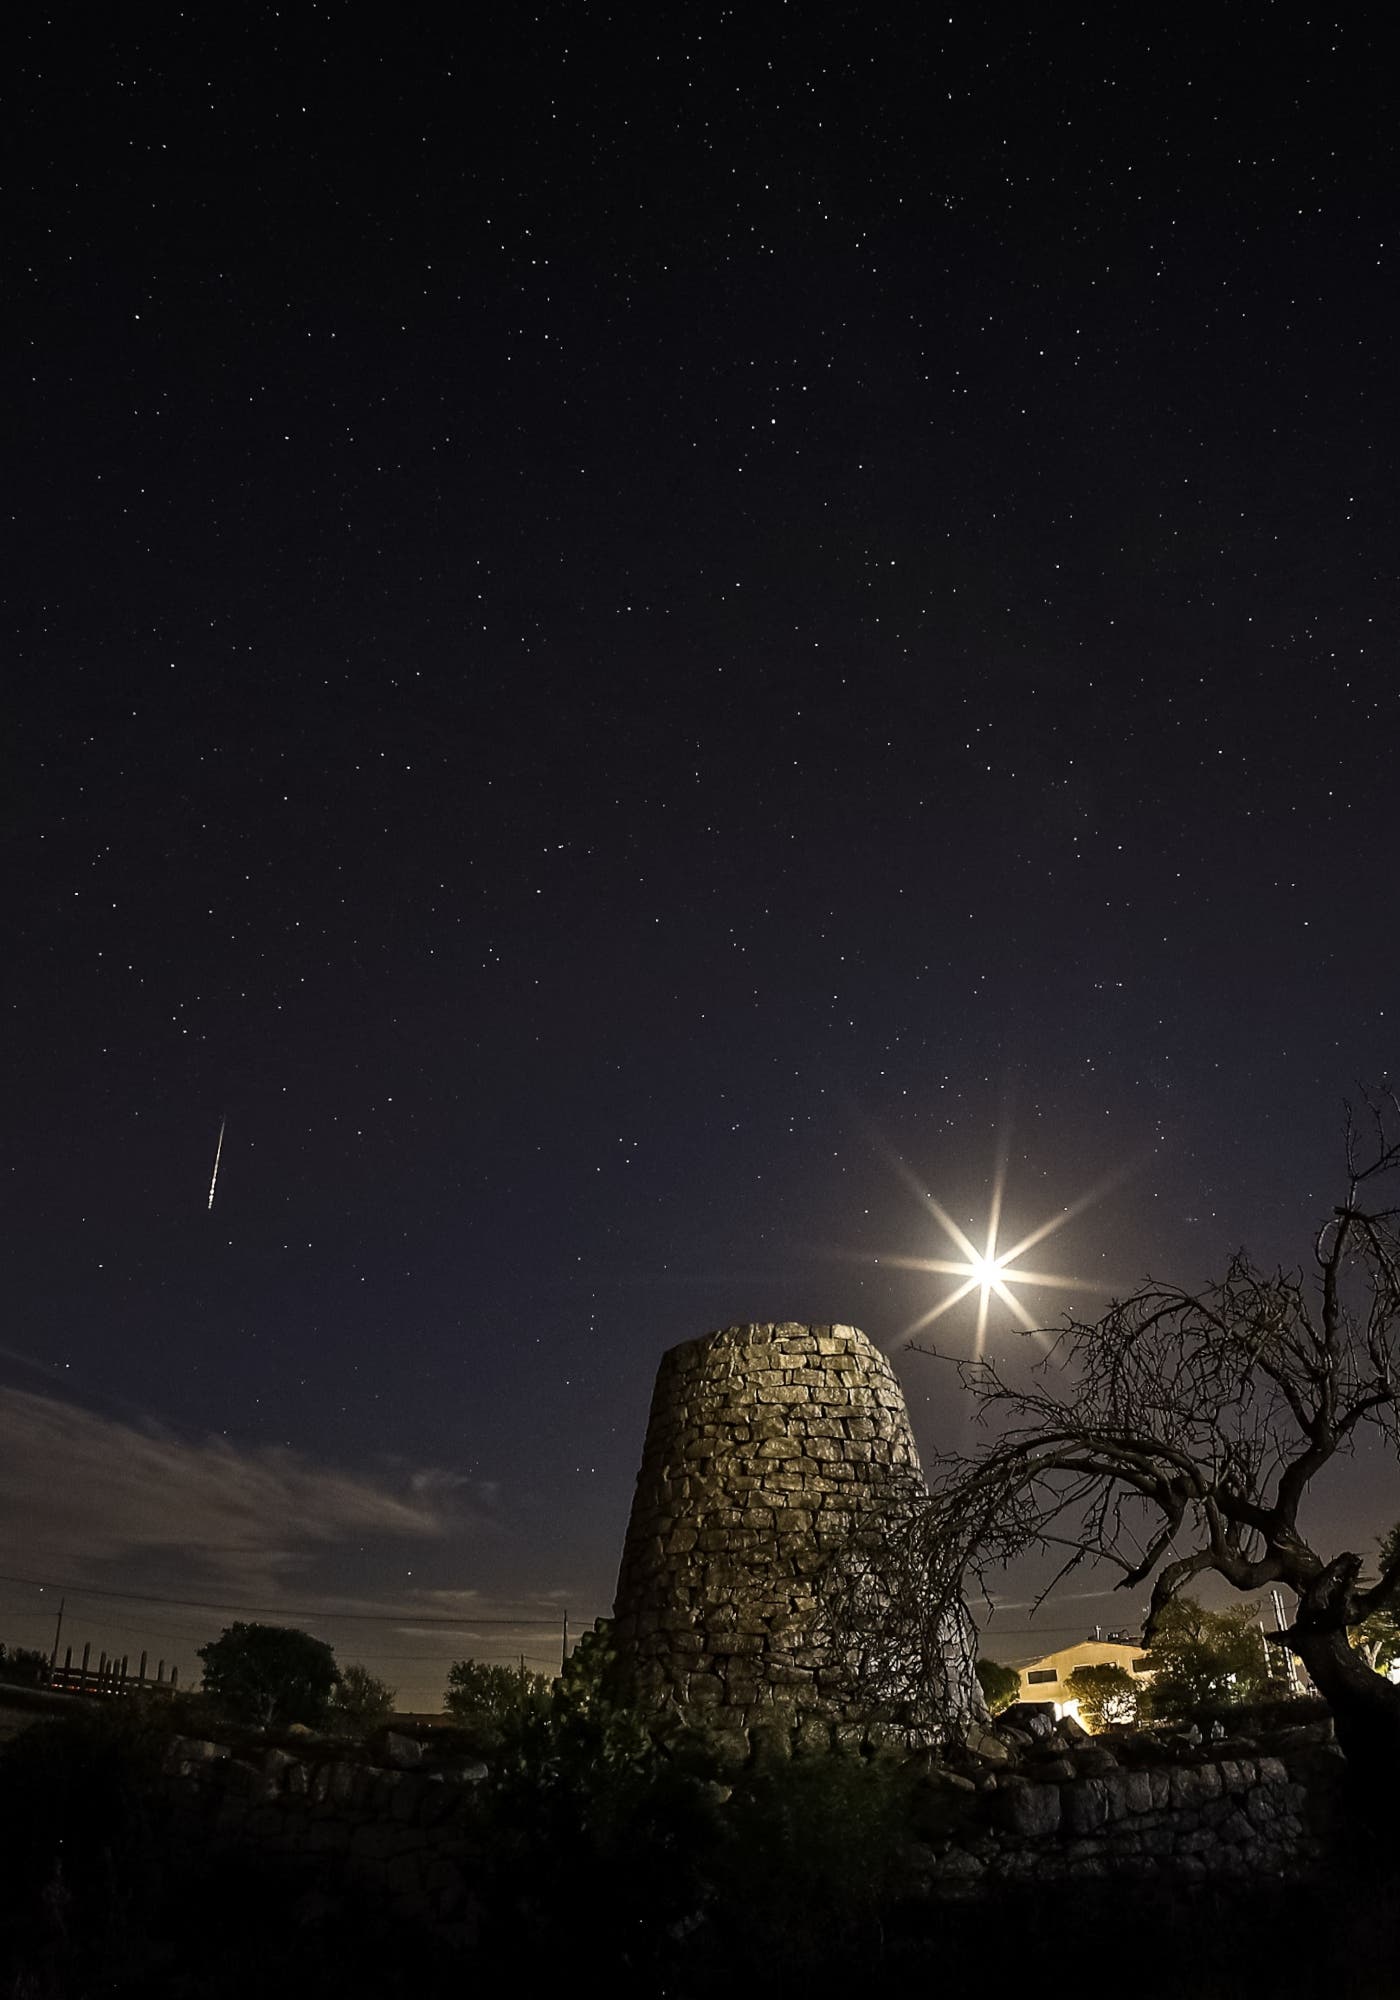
xmin=0 ymin=1384 xmax=471 ymax=1598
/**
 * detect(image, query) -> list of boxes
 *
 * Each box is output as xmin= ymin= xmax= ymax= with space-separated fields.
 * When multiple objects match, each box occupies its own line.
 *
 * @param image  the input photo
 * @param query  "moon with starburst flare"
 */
xmin=874 ymin=1155 xmax=1125 ymax=1357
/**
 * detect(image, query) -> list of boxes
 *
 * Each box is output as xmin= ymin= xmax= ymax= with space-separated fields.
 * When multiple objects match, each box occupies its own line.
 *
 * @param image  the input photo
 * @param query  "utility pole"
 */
xmin=562 ymin=1611 xmax=569 ymax=1673
xmin=48 ymin=1596 xmax=65 ymax=1676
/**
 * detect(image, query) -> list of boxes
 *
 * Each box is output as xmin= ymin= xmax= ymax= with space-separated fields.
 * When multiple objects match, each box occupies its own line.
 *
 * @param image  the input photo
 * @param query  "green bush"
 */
xmin=1141 ymin=1598 xmax=1279 ymax=1721
xmin=0 ymin=1642 xmax=51 ymax=1688
xmin=329 ymin=1662 xmax=396 ymax=1737
xmin=0 ymin=1697 xmax=167 ymax=1989
xmin=464 ymin=1691 xmax=721 ymax=1977
xmin=1064 ymin=1661 xmax=1138 ymax=1729
xmin=443 ymin=1658 xmax=551 ymax=1752
xmin=197 ymin=1622 xmax=339 ymax=1729
xmin=713 ymin=1750 xmax=924 ymax=1972
xmin=974 ymin=1656 xmax=1020 ymax=1714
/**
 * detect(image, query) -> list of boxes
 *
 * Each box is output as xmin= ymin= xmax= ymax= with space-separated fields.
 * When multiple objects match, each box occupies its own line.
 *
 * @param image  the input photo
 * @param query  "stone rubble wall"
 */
xmin=612 ymin=1321 xmax=952 ymax=1728
xmin=156 ymin=1736 xmax=484 ymax=1940
xmin=930 ymin=1741 xmax=1340 ymax=1889
xmin=151 ymin=1723 xmax=1343 ymax=1939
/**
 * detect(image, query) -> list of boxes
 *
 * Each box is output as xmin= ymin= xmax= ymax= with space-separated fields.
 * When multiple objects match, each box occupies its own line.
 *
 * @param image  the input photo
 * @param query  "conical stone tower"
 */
xmin=612 ymin=1321 xmax=948 ymax=1734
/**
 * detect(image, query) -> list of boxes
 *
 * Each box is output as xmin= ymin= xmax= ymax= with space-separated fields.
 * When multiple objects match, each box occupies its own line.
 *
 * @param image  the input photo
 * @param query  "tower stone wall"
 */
xmin=612 ymin=1320 xmax=955 ymax=1733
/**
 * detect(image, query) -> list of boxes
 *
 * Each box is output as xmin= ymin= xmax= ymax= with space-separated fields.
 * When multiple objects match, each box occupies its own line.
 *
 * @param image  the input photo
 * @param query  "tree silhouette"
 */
xmin=197 ymin=1622 xmax=338 ymax=1729
xmin=894 ymin=1093 xmax=1400 ymax=1773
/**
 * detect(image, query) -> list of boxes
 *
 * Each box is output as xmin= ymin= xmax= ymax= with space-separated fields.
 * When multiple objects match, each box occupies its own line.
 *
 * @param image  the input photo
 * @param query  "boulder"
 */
xmin=994 ymin=1776 xmax=1063 ymax=1838
xmin=381 ymin=1731 xmax=424 ymax=1769
xmin=964 ymin=1726 xmax=1013 ymax=1764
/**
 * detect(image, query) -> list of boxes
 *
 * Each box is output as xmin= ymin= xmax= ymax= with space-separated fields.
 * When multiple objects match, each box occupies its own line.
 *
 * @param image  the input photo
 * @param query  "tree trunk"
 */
xmin=1288 ymin=1621 xmax=1400 ymax=1775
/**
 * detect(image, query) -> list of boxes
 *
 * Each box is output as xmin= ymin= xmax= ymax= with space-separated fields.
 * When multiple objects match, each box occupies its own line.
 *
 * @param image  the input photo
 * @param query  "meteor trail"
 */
xmin=207 ymin=1118 xmax=225 ymax=1212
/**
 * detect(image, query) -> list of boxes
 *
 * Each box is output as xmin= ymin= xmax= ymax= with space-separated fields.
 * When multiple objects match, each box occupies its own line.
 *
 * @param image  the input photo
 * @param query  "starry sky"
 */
xmin=5 ymin=10 xmax=1397 ymax=1703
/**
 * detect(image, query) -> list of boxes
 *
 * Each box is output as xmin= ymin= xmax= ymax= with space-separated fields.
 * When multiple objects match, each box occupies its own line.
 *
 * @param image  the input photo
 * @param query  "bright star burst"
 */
xmin=877 ymin=1153 xmax=1123 ymax=1359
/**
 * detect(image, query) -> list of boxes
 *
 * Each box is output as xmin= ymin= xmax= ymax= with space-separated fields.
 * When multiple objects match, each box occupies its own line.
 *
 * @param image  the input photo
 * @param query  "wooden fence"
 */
xmin=48 ymin=1644 xmax=180 ymax=1696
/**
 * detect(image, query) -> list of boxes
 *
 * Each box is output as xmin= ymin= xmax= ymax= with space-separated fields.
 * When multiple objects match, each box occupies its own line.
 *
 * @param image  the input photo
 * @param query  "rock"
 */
xmin=964 ymin=1726 xmax=1012 ymax=1764
xmin=167 ymin=1736 xmax=230 ymax=1767
xmin=1062 ymin=1778 xmax=1110 ymax=1835
xmin=1266 ymin=1720 xmax=1333 ymax=1749
xmin=1032 ymin=1756 xmax=1075 ymax=1781
xmin=435 ymin=1756 xmax=489 ymax=1786
xmin=1074 ymin=1744 xmax=1119 ymax=1774
xmin=925 ymin=1764 xmax=977 ymax=1793
xmin=1103 ymin=1768 xmax=1154 ymax=1817
xmin=381 ymin=1731 xmax=424 ymax=1769
xmin=933 ymin=1847 xmax=986 ymax=1879
xmin=995 ymin=1779 xmax=1063 ymax=1838
xmin=749 ymin=1721 xmax=793 ymax=1766
xmin=1002 ymin=1702 xmax=1056 ymax=1737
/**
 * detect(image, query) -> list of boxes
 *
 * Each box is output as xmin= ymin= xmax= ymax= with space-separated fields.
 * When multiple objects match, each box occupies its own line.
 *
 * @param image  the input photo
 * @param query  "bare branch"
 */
xmin=833 ymin=1092 xmax=1400 ymax=1757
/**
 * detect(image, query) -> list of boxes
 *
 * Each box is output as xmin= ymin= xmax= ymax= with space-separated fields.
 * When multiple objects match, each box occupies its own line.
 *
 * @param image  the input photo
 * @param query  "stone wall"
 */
xmin=157 ymin=1735 xmax=483 ymax=1940
xmin=927 ymin=1731 xmax=1341 ymax=1889
xmin=150 ymin=1717 xmax=1344 ymax=1939
xmin=612 ymin=1321 xmax=970 ymax=1730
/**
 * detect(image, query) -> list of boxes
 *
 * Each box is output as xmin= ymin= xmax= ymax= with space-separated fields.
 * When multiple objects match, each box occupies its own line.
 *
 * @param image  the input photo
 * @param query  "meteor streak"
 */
xmin=207 ymin=1118 xmax=225 ymax=1212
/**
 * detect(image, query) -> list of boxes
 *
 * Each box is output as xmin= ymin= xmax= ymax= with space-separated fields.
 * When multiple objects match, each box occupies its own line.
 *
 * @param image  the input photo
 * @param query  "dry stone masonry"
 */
xmin=149 ymin=1715 xmax=1343 ymax=1943
xmin=611 ymin=1320 xmax=964 ymax=1732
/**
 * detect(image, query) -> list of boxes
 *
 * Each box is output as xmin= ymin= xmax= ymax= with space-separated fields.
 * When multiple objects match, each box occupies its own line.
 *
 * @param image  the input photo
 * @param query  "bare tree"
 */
xmin=819 ymin=1483 xmax=984 ymax=1740
xmin=889 ymin=1093 xmax=1400 ymax=1770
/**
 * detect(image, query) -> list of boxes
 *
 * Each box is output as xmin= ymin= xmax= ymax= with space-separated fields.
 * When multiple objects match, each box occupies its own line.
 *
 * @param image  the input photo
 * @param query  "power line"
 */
xmin=0 ymin=1571 xmax=592 ymax=1627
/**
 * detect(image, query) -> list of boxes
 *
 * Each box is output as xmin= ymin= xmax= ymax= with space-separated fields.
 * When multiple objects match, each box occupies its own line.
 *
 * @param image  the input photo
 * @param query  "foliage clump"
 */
xmin=0 ymin=1642 xmax=50 ymax=1688
xmin=974 ymin=1656 xmax=1020 ymax=1714
xmin=330 ymin=1661 xmax=396 ymax=1736
xmin=443 ymin=1657 xmax=551 ymax=1752
xmin=1064 ymin=1660 xmax=1138 ymax=1729
xmin=197 ymin=1622 xmax=339 ymax=1730
xmin=1352 ymin=1522 xmax=1400 ymax=1674
xmin=1139 ymin=1599 xmax=1277 ymax=1722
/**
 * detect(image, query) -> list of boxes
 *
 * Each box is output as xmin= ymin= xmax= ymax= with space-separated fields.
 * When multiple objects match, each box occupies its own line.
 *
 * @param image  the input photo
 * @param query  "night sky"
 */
xmin=6 ymin=11 xmax=1397 ymax=1704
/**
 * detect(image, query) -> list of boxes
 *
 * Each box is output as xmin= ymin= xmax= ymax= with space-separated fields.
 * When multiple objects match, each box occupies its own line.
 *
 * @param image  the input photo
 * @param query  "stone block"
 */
xmin=166 ymin=1737 xmax=230 ymax=1772
xmin=996 ymin=1778 xmax=1062 ymax=1838
xmin=1062 ymin=1779 xmax=1110 ymax=1835
xmin=1103 ymin=1768 xmax=1153 ymax=1818
xmin=382 ymin=1731 xmax=424 ymax=1769
xmin=1244 ymin=1787 xmax=1278 ymax=1828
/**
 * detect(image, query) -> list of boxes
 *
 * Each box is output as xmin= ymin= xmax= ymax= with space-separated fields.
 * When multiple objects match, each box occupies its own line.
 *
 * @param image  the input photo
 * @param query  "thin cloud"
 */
xmin=0 ymin=1385 xmax=458 ymax=1595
